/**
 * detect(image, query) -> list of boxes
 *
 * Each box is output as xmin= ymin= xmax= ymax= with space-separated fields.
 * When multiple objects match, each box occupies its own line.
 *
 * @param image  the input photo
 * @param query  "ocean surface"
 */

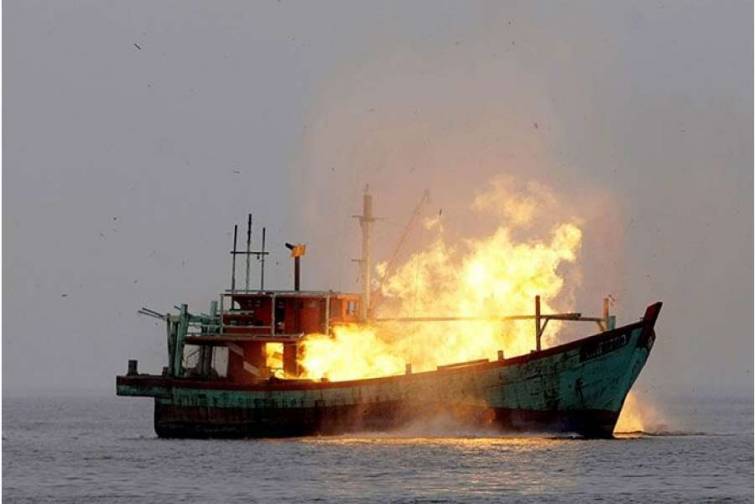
xmin=3 ymin=392 xmax=752 ymax=503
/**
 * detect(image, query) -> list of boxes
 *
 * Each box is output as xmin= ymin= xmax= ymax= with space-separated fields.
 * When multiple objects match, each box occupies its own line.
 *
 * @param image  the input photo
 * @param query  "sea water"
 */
xmin=3 ymin=392 xmax=752 ymax=503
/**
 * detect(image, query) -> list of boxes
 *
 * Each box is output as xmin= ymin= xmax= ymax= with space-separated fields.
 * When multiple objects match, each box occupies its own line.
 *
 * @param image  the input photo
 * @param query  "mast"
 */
xmin=354 ymin=187 xmax=375 ymax=320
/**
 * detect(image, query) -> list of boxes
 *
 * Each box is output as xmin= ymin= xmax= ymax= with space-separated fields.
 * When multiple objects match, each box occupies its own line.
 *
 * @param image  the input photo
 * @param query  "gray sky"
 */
xmin=4 ymin=0 xmax=752 ymax=397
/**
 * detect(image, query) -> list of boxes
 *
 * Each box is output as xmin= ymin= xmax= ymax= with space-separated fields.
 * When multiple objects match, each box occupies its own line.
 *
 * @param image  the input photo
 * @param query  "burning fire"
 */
xmin=615 ymin=391 xmax=665 ymax=434
xmin=297 ymin=177 xmax=582 ymax=381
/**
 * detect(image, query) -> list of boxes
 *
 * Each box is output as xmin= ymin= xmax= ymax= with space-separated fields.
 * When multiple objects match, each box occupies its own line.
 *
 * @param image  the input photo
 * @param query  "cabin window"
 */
xmin=182 ymin=344 xmax=201 ymax=373
xmin=212 ymin=347 xmax=228 ymax=378
xmin=346 ymin=300 xmax=359 ymax=316
xmin=275 ymin=301 xmax=286 ymax=333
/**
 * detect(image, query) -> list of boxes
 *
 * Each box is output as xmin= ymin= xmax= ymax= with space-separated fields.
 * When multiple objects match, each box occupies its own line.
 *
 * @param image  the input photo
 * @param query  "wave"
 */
xmin=614 ymin=430 xmax=714 ymax=437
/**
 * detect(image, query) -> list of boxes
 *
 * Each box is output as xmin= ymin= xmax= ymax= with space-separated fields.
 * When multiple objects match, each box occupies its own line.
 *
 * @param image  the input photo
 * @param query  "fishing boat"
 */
xmin=116 ymin=192 xmax=661 ymax=438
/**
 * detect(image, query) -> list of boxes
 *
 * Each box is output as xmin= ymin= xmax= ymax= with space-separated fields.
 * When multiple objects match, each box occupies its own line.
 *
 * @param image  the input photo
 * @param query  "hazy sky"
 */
xmin=4 ymin=0 xmax=752 ymax=397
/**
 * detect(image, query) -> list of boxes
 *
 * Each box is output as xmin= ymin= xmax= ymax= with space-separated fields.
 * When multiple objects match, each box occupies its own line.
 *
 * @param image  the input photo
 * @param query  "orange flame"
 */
xmin=615 ymin=391 xmax=665 ymax=434
xmin=297 ymin=177 xmax=582 ymax=381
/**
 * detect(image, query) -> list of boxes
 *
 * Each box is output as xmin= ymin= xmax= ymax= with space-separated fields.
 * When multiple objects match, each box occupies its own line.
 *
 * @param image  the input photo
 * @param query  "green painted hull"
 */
xmin=117 ymin=303 xmax=660 ymax=438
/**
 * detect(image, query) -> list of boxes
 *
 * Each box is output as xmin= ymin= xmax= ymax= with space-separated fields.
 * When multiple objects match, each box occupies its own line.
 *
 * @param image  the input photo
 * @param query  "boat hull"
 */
xmin=152 ymin=401 xmax=621 ymax=439
xmin=118 ymin=303 xmax=661 ymax=439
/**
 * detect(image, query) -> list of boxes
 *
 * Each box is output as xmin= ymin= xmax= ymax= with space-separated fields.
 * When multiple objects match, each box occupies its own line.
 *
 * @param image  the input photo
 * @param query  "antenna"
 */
xmin=245 ymin=214 xmax=252 ymax=291
xmin=230 ymin=225 xmax=238 ymax=292
xmin=535 ymin=295 xmax=542 ymax=351
xmin=260 ymin=227 xmax=267 ymax=290
xmin=229 ymin=215 xmax=269 ymax=292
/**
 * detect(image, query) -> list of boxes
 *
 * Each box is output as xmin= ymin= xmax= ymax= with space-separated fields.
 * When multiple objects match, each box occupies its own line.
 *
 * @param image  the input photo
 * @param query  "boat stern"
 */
xmin=116 ymin=371 xmax=172 ymax=398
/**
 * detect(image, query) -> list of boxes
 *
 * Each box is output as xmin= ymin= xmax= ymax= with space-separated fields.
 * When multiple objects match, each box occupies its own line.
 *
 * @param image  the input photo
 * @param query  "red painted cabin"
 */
xmin=207 ymin=291 xmax=361 ymax=383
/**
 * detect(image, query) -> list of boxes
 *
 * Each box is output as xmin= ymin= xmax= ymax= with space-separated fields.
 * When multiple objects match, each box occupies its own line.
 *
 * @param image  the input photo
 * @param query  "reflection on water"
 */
xmin=303 ymin=433 xmax=572 ymax=449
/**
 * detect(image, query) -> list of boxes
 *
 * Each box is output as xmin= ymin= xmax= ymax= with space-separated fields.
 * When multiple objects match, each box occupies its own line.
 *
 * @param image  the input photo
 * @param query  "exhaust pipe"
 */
xmin=285 ymin=243 xmax=306 ymax=291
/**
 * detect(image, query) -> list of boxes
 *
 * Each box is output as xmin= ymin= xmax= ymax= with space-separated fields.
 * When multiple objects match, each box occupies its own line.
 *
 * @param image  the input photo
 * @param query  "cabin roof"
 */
xmin=222 ymin=289 xmax=360 ymax=299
